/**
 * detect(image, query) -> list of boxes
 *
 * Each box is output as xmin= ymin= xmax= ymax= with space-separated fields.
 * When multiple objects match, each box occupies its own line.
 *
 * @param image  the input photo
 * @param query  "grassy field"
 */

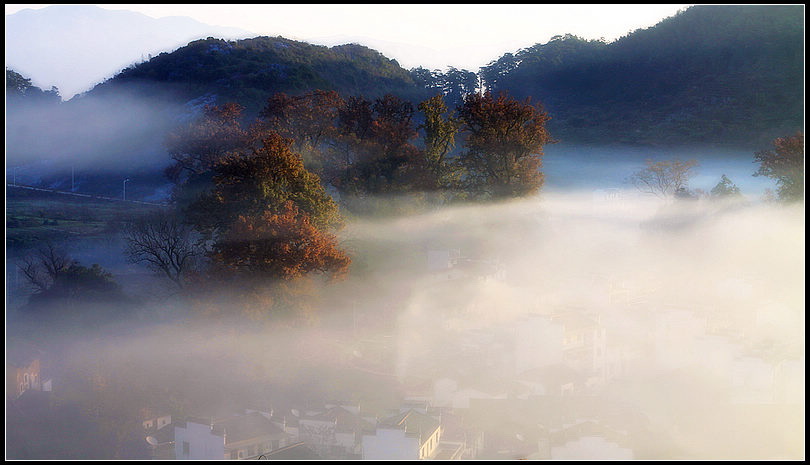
xmin=6 ymin=186 xmax=166 ymax=249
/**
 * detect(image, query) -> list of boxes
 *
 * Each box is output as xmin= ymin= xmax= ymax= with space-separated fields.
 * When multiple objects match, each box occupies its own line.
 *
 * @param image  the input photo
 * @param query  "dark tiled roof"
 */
xmin=378 ymin=409 xmax=440 ymax=440
xmin=300 ymin=406 xmax=374 ymax=434
xmin=146 ymin=423 xmax=175 ymax=445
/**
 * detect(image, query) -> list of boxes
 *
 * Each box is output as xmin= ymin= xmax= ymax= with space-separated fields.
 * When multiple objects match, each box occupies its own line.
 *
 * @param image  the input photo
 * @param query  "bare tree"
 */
xmin=19 ymin=242 xmax=74 ymax=293
xmin=628 ymin=158 xmax=699 ymax=198
xmin=122 ymin=210 xmax=203 ymax=289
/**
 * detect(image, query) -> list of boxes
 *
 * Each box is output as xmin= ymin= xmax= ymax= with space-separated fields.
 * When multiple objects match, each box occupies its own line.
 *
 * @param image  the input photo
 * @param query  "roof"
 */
xmin=300 ymin=406 xmax=375 ymax=434
xmin=378 ymin=409 xmax=441 ymax=441
xmin=213 ymin=412 xmax=287 ymax=445
xmin=146 ymin=422 xmax=175 ymax=445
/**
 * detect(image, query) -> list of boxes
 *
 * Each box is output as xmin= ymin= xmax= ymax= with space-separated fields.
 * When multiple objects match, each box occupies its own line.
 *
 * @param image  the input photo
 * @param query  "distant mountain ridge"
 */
xmin=5 ymin=5 xmax=254 ymax=99
xmin=89 ymin=35 xmax=432 ymax=114
xmin=481 ymin=5 xmax=804 ymax=148
xmin=84 ymin=4 xmax=804 ymax=149
xmin=6 ymin=4 xmax=804 ymax=190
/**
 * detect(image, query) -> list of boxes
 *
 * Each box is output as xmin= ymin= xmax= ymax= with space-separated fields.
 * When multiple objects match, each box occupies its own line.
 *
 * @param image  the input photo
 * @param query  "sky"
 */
xmin=5 ymin=4 xmax=692 ymax=71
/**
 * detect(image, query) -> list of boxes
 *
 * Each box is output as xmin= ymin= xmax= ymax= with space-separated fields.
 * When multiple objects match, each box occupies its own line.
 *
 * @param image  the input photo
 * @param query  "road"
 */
xmin=7 ymin=183 xmax=169 ymax=206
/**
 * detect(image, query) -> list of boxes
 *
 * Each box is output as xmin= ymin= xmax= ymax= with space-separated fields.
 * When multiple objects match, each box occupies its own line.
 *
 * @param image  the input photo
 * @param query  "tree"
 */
xmin=122 ymin=210 xmax=203 ymax=289
xmin=441 ymin=67 xmax=480 ymax=109
xmin=417 ymin=94 xmax=461 ymax=191
xmin=628 ymin=158 xmax=699 ymax=198
xmin=329 ymin=94 xmax=422 ymax=194
xmin=710 ymin=174 xmax=743 ymax=199
xmin=209 ymin=201 xmax=350 ymax=281
xmin=457 ymin=91 xmax=553 ymax=199
xmin=19 ymin=242 xmax=73 ymax=294
xmin=164 ymin=103 xmax=252 ymax=179
xmin=6 ymin=68 xmax=61 ymax=103
xmin=258 ymin=90 xmax=344 ymax=174
xmin=187 ymin=131 xmax=343 ymax=237
xmin=19 ymin=244 xmax=124 ymax=306
xmin=753 ymin=131 xmax=804 ymax=202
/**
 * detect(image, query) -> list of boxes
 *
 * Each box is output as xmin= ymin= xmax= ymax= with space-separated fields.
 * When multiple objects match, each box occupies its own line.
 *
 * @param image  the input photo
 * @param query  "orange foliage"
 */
xmin=211 ymin=201 xmax=350 ymax=281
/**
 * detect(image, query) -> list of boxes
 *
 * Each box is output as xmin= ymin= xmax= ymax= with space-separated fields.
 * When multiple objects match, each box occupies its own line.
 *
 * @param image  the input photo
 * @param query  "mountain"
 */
xmin=5 ymin=35 xmax=432 ymax=191
xmin=481 ymin=5 xmax=805 ymax=149
xmin=88 ymin=35 xmax=431 ymax=114
xmin=4 ymin=5 xmax=254 ymax=99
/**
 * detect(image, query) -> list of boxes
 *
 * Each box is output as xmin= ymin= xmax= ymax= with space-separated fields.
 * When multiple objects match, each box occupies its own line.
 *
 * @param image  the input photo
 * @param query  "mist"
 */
xmin=7 ymin=185 xmax=804 ymax=459
xmin=6 ymin=86 xmax=191 ymax=182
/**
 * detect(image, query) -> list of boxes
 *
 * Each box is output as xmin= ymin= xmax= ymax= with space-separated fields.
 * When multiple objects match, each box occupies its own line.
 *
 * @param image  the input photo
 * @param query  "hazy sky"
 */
xmin=5 ymin=4 xmax=692 ymax=70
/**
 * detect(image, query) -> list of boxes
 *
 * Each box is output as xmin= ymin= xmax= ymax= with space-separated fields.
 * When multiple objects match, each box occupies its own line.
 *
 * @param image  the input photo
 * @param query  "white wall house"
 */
xmin=362 ymin=409 xmax=442 ymax=460
xmin=174 ymin=419 xmax=225 ymax=460
xmin=174 ymin=412 xmax=292 ymax=460
xmin=297 ymin=405 xmax=371 ymax=458
xmin=363 ymin=427 xmax=420 ymax=460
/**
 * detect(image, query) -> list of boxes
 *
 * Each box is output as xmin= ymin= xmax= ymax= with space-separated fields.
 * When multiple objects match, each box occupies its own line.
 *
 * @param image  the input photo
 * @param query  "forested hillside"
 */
xmin=91 ymin=36 xmax=431 ymax=114
xmin=481 ymin=5 xmax=804 ymax=148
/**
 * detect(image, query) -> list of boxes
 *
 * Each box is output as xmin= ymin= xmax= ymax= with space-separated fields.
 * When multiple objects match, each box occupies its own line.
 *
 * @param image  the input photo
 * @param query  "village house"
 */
xmin=143 ymin=414 xmax=175 ymax=460
xmin=173 ymin=411 xmax=293 ymax=460
xmin=297 ymin=404 xmax=375 ymax=459
xmin=362 ymin=405 xmax=445 ymax=460
xmin=6 ymin=342 xmax=52 ymax=401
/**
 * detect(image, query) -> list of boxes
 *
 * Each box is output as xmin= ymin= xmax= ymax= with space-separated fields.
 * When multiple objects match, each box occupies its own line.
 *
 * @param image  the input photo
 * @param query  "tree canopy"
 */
xmin=753 ymin=131 xmax=804 ymax=203
xmin=457 ymin=91 xmax=552 ymax=200
xmin=628 ymin=158 xmax=699 ymax=198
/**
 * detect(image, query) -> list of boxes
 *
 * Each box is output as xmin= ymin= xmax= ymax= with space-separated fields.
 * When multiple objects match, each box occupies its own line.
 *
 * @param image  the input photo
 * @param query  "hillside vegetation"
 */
xmin=92 ymin=36 xmax=431 ymax=114
xmin=481 ymin=5 xmax=804 ymax=148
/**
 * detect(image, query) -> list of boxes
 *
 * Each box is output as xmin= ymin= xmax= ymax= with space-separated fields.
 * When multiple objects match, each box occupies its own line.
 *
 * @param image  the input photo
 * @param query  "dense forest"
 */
xmin=481 ymin=5 xmax=804 ymax=147
xmin=76 ymin=5 xmax=803 ymax=149
xmin=7 ymin=4 xmax=804 ymax=168
xmin=91 ymin=36 xmax=432 ymax=114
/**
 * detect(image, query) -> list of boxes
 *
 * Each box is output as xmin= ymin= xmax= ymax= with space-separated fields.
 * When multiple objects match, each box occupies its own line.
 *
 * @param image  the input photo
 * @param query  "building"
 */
xmin=362 ymin=408 xmax=443 ymax=460
xmin=297 ymin=404 xmax=374 ymax=459
xmin=6 ymin=342 xmax=52 ymax=400
xmin=174 ymin=411 xmax=293 ymax=460
xmin=144 ymin=414 xmax=175 ymax=460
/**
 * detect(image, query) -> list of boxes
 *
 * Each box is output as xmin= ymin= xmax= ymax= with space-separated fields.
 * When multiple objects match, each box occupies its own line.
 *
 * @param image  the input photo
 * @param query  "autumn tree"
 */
xmin=457 ymin=91 xmax=553 ymax=199
xmin=329 ymin=94 xmax=422 ymax=194
xmin=164 ymin=103 xmax=257 ymax=212
xmin=258 ymin=90 xmax=344 ymax=174
xmin=628 ymin=158 xmax=699 ymax=198
xmin=753 ymin=131 xmax=804 ymax=202
xmin=122 ymin=210 xmax=204 ymax=289
xmin=210 ymin=201 xmax=350 ymax=281
xmin=326 ymin=95 xmax=374 ymax=188
xmin=180 ymin=131 xmax=349 ymax=285
xmin=164 ymin=102 xmax=252 ymax=179
xmin=187 ymin=131 xmax=343 ymax=237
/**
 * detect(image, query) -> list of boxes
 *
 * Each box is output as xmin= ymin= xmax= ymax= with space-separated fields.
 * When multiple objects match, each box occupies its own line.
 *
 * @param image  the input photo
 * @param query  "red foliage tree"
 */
xmin=210 ymin=201 xmax=350 ymax=281
xmin=457 ymin=91 xmax=553 ymax=199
